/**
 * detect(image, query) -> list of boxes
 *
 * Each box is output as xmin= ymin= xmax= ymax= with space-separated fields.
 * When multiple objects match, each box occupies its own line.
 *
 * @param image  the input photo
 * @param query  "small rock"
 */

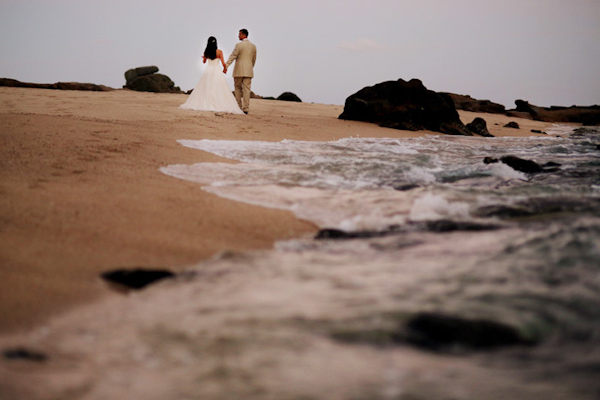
xmin=101 ymin=268 xmax=175 ymax=290
xmin=499 ymin=155 xmax=543 ymax=173
xmin=484 ymin=155 xmax=542 ymax=173
xmin=405 ymin=312 xmax=539 ymax=351
xmin=315 ymin=228 xmax=385 ymax=240
xmin=504 ymin=121 xmax=520 ymax=129
xmin=3 ymin=348 xmax=48 ymax=362
xmin=466 ymin=117 xmax=494 ymax=137
xmin=422 ymin=219 xmax=502 ymax=232
xmin=392 ymin=183 xmax=420 ymax=191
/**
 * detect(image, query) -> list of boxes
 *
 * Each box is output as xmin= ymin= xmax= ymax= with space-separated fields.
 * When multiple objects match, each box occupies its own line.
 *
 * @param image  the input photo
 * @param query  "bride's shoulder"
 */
xmin=216 ymin=49 xmax=223 ymax=56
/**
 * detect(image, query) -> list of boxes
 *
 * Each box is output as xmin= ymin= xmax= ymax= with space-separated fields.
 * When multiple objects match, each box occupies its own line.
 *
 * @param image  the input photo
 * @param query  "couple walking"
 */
xmin=180 ymin=29 xmax=257 ymax=115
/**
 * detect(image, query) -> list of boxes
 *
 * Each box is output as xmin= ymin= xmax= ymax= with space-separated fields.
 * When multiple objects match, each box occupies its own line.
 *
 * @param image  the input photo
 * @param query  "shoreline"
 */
xmin=0 ymin=87 xmax=567 ymax=334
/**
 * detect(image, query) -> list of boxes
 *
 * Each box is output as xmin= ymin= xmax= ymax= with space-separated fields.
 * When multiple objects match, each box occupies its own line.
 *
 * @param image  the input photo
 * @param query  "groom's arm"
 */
xmin=225 ymin=43 xmax=241 ymax=68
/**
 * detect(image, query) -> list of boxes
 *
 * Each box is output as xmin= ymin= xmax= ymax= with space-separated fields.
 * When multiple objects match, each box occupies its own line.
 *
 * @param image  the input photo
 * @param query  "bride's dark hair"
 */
xmin=204 ymin=36 xmax=218 ymax=60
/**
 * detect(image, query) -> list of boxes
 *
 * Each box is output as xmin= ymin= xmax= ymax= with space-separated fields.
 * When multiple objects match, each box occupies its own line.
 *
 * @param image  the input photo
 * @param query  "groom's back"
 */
xmin=231 ymin=40 xmax=257 ymax=78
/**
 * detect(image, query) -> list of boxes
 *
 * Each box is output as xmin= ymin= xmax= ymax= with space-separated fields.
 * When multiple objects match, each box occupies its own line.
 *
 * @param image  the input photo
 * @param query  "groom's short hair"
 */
xmin=240 ymin=28 xmax=249 ymax=37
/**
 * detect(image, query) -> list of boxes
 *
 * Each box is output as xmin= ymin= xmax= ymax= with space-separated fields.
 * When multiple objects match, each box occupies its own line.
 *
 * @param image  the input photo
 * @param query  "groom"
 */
xmin=225 ymin=28 xmax=257 ymax=114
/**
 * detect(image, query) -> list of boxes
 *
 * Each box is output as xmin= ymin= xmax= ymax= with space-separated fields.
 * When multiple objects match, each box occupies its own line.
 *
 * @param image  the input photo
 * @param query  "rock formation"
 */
xmin=0 ymin=78 xmax=113 ymax=91
xmin=124 ymin=66 xmax=159 ymax=84
xmin=507 ymin=100 xmax=600 ymax=125
xmin=339 ymin=78 xmax=473 ymax=136
xmin=123 ymin=66 xmax=182 ymax=93
xmin=443 ymin=92 xmax=506 ymax=114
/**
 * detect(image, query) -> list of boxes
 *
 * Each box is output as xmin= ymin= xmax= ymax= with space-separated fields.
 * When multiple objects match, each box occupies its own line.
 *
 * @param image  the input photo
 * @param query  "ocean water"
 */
xmin=160 ymin=125 xmax=600 ymax=398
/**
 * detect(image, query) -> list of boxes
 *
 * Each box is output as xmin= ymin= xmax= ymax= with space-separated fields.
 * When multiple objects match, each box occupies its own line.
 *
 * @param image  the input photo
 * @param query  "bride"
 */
xmin=180 ymin=36 xmax=244 ymax=114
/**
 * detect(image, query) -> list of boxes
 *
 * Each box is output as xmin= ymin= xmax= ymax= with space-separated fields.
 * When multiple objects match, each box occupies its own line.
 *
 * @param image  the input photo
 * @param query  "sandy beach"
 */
xmin=1 ymin=87 xmax=578 ymax=399
xmin=0 ymin=86 xmax=558 ymax=334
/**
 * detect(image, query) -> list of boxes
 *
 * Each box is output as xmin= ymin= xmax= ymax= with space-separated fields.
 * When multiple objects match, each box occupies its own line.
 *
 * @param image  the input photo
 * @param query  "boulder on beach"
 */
xmin=276 ymin=92 xmax=302 ymax=102
xmin=339 ymin=78 xmax=473 ymax=136
xmin=123 ymin=66 xmax=183 ymax=93
xmin=124 ymin=66 xmax=159 ymax=85
xmin=466 ymin=117 xmax=494 ymax=137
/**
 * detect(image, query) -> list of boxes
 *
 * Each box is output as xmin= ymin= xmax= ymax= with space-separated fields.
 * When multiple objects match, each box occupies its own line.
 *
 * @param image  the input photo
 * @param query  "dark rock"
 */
xmin=101 ymin=268 xmax=175 ymax=290
xmin=500 ymin=155 xmax=543 ymax=173
xmin=484 ymin=155 xmax=543 ymax=173
xmin=0 ymin=77 xmax=114 ymax=91
xmin=475 ymin=197 xmax=600 ymax=219
xmin=124 ymin=74 xmax=182 ymax=93
xmin=339 ymin=78 xmax=473 ymax=136
xmin=48 ymin=82 xmax=113 ymax=91
xmin=504 ymin=121 xmax=520 ymax=129
xmin=405 ymin=312 xmax=539 ymax=351
xmin=421 ymin=219 xmax=502 ymax=232
xmin=276 ymin=92 xmax=302 ymax=102
xmin=508 ymin=100 xmax=600 ymax=125
xmin=531 ymin=129 xmax=546 ymax=134
xmin=315 ymin=228 xmax=394 ymax=240
xmin=442 ymin=92 xmax=506 ymax=114
xmin=466 ymin=117 xmax=494 ymax=137
xmin=124 ymin=66 xmax=159 ymax=84
xmin=475 ymin=204 xmax=537 ymax=219
xmin=3 ymin=348 xmax=48 ymax=362
xmin=331 ymin=311 xmax=540 ymax=351
xmin=392 ymin=183 xmax=420 ymax=191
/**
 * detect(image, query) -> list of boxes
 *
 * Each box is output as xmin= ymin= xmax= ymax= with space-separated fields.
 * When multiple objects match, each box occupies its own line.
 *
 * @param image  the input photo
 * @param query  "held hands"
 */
xmin=223 ymin=66 xmax=228 ymax=74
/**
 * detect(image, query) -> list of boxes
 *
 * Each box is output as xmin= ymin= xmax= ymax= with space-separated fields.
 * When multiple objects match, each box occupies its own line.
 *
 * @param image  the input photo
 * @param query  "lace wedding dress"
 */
xmin=180 ymin=59 xmax=243 ymax=114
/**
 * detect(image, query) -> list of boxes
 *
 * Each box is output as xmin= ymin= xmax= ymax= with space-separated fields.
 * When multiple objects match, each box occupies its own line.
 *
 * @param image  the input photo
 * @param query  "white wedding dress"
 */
xmin=180 ymin=59 xmax=243 ymax=114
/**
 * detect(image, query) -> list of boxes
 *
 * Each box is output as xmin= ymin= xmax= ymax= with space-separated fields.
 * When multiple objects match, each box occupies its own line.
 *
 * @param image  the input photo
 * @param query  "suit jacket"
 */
xmin=226 ymin=39 xmax=257 ymax=78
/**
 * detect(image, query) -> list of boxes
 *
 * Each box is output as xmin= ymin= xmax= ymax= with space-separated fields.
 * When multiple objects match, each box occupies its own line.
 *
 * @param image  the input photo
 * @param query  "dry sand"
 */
xmin=0 ymin=87 xmax=569 ymax=399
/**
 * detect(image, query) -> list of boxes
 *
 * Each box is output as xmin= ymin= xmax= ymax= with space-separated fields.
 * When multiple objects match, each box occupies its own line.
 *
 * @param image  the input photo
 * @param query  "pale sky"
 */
xmin=1 ymin=0 xmax=599 ymax=107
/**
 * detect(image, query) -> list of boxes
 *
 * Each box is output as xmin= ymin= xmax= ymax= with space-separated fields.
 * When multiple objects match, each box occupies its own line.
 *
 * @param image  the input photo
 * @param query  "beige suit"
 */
xmin=226 ymin=39 xmax=257 ymax=112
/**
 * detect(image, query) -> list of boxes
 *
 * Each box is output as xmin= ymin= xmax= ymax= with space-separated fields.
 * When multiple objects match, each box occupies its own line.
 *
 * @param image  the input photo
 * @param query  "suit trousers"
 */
xmin=233 ymin=77 xmax=252 ymax=112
